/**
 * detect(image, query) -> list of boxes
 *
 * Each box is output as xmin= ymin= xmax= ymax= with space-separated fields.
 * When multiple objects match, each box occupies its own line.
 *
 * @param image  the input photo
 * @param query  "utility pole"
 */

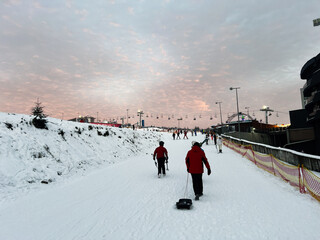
xmin=215 ymin=101 xmax=223 ymax=125
xmin=126 ymin=109 xmax=129 ymax=125
xmin=230 ymin=87 xmax=241 ymax=139
xmin=245 ymin=107 xmax=250 ymax=118
xmin=177 ymin=118 xmax=182 ymax=128
xmin=137 ymin=110 xmax=144 ymax=128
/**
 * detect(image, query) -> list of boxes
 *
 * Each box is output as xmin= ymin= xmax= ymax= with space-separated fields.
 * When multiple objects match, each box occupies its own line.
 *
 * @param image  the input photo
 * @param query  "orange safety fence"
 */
xmin=302 ymin=167 xmax=320 ymax=201
xmin=223 ymin=138 xmax=320 ymax=201
xmin=252 ymin=151 xmax=275 ymax=174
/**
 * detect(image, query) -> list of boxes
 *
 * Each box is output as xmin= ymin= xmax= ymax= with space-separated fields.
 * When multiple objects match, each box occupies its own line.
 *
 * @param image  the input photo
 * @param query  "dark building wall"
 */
xmin=299 ymin=52 xmax=320 ymax=156
xmin=289 ymin=109 xmax=311 ymax=128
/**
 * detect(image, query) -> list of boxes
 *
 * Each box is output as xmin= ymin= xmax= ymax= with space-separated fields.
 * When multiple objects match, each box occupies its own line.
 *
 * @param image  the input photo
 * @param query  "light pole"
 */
xmin=137 ymin=110 xmax=144 ymax=128
xmin=177 ymin=118 xmax=182 ymax=129
xmin=126 ymin=109 xmax=129 ymax=125
xmin=245 ymin=107 xmax=250 ymax=118
xmin=230 ymin=87 xmax=241 ymax=139
xmin=215 ymin=101 xmax=223 ymax=125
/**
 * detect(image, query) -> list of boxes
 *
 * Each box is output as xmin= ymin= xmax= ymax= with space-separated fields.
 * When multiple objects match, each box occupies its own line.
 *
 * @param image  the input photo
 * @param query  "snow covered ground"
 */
xmin=1 ymin=112 xmax=320 ymax=240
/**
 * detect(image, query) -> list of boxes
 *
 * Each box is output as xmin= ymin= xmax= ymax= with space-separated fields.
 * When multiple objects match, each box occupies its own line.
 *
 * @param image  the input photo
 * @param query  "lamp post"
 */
xmin=126 ymin=109 xmax=129 ymax=125
xmin=137 ymin=110 xmax=144 ymax=128
xmin=215 ymin=101 xmax=223 ymax=125
xmin=177 ymin=118 xmax=182 ymax=129
xmin=245 ymin=107 xmax=250 ymax=118
xmin=229 ymin=87 xmax=241 ymax=139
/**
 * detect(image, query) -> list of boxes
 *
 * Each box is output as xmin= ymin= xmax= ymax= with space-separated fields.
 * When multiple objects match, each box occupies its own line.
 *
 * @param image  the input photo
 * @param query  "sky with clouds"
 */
xmin=1 ymin=0 xmax=320 ymax=128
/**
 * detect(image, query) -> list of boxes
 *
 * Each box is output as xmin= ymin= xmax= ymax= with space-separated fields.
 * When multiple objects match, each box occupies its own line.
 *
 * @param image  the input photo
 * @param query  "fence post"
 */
xmin=270 ymin=154 xmax=276 ymax=176
xmin=299 ymin=164 xmax=306 ymax=194
xmin=252 ymin=147 xmax=256 ymax=165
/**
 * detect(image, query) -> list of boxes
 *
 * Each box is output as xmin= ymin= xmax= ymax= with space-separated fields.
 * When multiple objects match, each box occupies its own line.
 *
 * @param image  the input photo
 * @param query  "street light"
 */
xmin=126 ymin=109 xmax=129 ymax=125
xmin=177 ymin=118 xmax=182 ymax=128
xmin=137 ymin=110 xmax=144 ymax=128
xmin=245 ymin=107 xmax=250 ymax=118
xmin=260 ymin=106 xmax=274 ymax=124
xmin=215 ymin=101 xmax=223 ymax=125
xmin=229 ymin=87 xmax=241 ymax=139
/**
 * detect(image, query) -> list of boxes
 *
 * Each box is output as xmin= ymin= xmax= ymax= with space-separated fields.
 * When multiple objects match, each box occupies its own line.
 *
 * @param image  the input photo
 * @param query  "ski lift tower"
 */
xmin=260 ymin=106 xmax=274 ymax=124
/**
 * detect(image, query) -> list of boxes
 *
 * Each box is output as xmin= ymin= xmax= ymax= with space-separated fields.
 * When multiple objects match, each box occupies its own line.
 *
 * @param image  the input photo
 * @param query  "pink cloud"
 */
xmin=109 ymin=22 xmax=121 ymax=28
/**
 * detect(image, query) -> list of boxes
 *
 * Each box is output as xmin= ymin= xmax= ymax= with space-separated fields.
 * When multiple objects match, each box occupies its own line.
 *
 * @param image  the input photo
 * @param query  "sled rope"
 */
xmin=184 ymin=173 xmax=190 ymax=198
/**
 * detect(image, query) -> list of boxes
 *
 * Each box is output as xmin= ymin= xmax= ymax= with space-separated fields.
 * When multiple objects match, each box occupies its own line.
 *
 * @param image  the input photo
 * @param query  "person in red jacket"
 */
xmin=185 ymin=141 xmax=211 ymax=200
xmin=153 ymin=141 xmax=168 ymax=178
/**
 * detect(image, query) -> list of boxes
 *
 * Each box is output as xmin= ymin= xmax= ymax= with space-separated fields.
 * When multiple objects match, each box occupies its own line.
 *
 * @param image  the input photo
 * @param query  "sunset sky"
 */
xmin=1 ymin=0 xmax=320 ymax=128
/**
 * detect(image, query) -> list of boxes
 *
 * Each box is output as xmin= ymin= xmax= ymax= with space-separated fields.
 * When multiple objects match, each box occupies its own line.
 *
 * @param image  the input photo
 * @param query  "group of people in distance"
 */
xmin=153 ymin=134 xmax=223 ymax=201
xmin=172 ymin=130 xmax=189 ymax=140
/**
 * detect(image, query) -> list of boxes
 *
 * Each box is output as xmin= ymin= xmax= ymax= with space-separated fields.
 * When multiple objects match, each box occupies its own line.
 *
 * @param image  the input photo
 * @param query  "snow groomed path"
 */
xmin=1 ymin=134 xmax=320 ymax=240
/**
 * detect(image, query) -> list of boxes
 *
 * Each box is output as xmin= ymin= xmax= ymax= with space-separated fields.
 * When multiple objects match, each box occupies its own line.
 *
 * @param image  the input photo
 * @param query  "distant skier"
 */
xmin=217 ymin=136 xmax=223 ymax=153
xmin=205 ymin=133 xmax=209 ymax=145
xmin=183 ymin=130 xmax=188 ymax=139
xmin=200 ymin=134 xmax=209 ymax=146
xmin=213 ymin=133 xmax=217 ymax=146
xmin=153 ymin=141 xmax=169 ymax=178
xmin=185 ymin=142 xmax=211 ymax=200
xmin=172 ymin=132 xmax=176 ymax=140
xmin=176 ymin=131 xmax=181 ymax=139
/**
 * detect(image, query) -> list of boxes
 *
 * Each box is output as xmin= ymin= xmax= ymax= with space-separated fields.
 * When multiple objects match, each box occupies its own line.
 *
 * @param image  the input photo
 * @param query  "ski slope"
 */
xmin=1 ymin=133 xmax=320 ymax=240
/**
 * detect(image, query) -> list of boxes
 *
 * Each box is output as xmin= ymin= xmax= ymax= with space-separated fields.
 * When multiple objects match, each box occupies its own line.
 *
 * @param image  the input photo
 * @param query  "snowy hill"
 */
xmin=0 ymin=112 xmax=163 ymax=200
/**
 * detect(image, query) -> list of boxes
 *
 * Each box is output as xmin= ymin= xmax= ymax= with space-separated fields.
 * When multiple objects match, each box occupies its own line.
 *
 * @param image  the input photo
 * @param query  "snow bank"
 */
xmin=0 ymin=112 xmax=163 ymax=200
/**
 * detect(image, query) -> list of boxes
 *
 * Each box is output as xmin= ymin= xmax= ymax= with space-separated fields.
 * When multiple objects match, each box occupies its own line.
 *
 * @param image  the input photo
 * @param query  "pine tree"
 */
xmin=31 ymin=98 xmax=47 ymax=119
xmin=31 ymin=98 xmax=48 ymax=129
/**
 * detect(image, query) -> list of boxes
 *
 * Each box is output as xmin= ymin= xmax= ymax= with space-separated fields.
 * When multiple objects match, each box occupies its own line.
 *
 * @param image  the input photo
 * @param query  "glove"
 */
xmin=187 ymin=168 xmax=189 ymax=173
xmin=207 ymin=168 xmax=211 ymax=175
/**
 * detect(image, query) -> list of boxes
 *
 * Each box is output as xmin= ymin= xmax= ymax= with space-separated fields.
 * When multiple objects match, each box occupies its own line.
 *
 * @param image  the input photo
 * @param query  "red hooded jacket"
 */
xmin=185 ymin=145 xmax=210 ymax=174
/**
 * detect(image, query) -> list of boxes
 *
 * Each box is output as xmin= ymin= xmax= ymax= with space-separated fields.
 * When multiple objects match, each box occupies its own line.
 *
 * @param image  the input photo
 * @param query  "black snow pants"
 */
xmin=157 ymin=157 xmax=166 ymax=175
xmin=191 ymin=173 xmax=203 ymax=195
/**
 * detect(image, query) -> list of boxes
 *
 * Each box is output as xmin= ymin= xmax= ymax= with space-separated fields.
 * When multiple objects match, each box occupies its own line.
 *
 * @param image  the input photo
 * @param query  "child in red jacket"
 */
xmin=153 ymin=141 xmax=168 ymax=178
